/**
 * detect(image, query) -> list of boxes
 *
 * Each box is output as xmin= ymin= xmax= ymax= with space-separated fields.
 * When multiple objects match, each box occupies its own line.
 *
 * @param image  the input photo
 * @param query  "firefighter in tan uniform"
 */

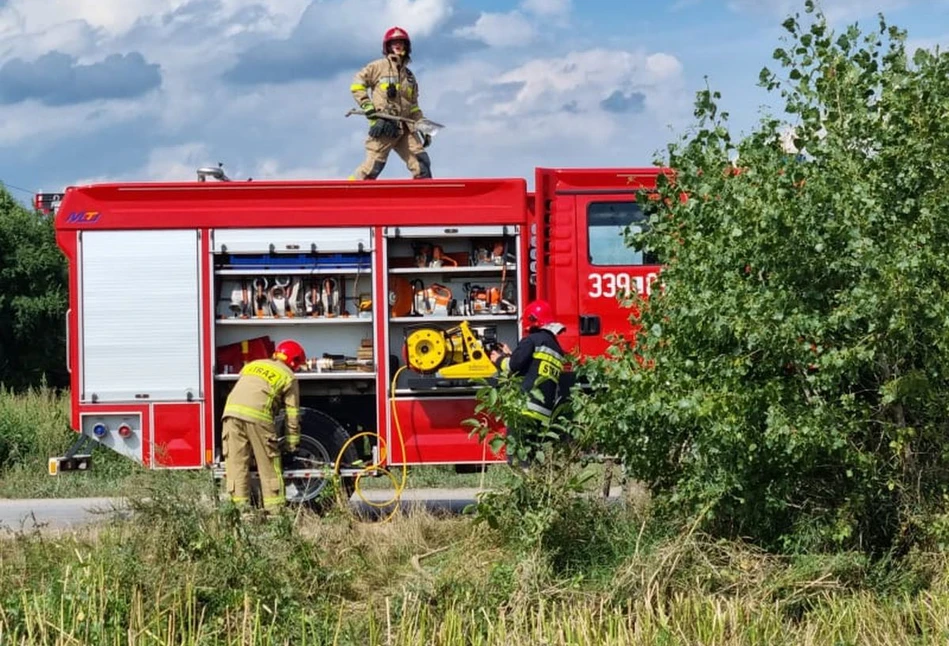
xmin=349 ymin=26 xmax=433 ymax=180
xmin=222 ymin=339 xmax=306 ymax=511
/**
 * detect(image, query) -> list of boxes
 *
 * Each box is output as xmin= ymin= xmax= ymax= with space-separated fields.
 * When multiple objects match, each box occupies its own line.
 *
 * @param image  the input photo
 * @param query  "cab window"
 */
xmin=587 ymin=202 xmax=658 ymax=266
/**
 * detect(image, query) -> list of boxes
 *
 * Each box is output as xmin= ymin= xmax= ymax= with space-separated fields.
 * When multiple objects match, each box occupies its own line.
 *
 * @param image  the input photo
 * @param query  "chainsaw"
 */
xmin=413 ymin=282 xmax=454 ymax=316
xmin=403 ymin=320 xmax=498 ymax=379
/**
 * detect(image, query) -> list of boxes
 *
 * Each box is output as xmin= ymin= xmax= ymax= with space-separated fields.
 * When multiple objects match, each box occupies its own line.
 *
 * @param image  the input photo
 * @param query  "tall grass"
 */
xmin=5 ymin=389 xmax=949 ymax=644
xmin=0 ymin=386 xmax=154 ymax=498
xmin=2 ymin=480 xmax=949 ymax=645
xmin=6 ymin=584 xmax=949 ymax=645
xmin=0 ymin=386 xmax=70 ymax=470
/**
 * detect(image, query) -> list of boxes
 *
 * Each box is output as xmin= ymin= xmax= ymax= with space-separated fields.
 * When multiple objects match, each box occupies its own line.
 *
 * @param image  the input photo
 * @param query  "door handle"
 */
xmin=579 ymin=314 xmax=600 ymax=336
xmin=65 ymin=309 xmax=71 ymax=374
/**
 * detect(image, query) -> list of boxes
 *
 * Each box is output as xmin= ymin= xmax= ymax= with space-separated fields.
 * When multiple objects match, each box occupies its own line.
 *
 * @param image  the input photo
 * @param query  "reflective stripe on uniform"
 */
xmin=263 ymin=456 xmax=285 ymax=509
xmin=223 ymin=403 xmax=274 ymax=424
xmin=286 ymin=406 xmax=299 ymax=420
xmin=533 ymin=346 xmax=565 ymax=364
xmin=533 ymin=346 xmax=564 ymax=381
xmin=351 ymin=84 xmax=367 ymax=91
xmin=527 ymin=400 xmax=553 ymax=418
xmin=409 ymin=105 xmax=421 ymax=113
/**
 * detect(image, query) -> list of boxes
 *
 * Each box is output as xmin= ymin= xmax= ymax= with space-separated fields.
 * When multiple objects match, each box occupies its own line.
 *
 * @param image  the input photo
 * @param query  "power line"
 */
xmin=0 ymin=180 xmax=37 ymax=197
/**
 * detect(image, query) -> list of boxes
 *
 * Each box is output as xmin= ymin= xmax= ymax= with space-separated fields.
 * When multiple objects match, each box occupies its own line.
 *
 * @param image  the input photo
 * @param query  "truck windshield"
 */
xmin=587 ymin=201 xmax=658 ymax=266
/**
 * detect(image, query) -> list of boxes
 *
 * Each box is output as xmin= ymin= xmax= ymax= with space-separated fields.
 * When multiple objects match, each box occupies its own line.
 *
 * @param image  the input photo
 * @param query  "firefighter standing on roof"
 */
xmin=222 ymin=340 xmax=306 ymax=511
xmin=349 ymin=26 xmax=433 ymax=180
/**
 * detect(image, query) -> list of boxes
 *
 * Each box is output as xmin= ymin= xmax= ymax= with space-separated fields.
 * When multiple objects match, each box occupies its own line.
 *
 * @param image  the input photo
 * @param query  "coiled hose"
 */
xmin=331 ymin=365 xmax=409 ymax=522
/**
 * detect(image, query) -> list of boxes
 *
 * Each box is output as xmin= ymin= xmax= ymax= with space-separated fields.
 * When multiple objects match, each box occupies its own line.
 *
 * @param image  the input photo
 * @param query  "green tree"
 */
xmin=581 ymin=2 xmax=949 ymax=553
xmin=0 ymin=186 xmax=68 ymax=389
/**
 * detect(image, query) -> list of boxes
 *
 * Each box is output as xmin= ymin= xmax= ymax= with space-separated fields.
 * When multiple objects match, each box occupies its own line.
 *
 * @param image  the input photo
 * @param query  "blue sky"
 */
xmin=0 ymin=0 xmax=946 ymax=203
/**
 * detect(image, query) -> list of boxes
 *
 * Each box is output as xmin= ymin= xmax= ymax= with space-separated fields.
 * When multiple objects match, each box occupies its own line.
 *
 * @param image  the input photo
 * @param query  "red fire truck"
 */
xmin=41 ymin=167 xmax=663 ymax=502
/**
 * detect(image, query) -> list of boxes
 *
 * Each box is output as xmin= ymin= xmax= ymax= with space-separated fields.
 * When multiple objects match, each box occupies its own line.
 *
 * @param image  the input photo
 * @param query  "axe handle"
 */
xmin=344 ymin=108 xmax=412 ymax=123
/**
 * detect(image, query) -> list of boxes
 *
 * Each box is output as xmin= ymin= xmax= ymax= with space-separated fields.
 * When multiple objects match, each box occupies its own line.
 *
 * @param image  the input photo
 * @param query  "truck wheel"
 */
xmin=277 ymin=407 xmax=357 ymax=511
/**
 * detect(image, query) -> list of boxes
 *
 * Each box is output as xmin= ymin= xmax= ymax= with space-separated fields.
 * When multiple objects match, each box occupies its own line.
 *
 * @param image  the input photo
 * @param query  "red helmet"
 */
xmin=383 ymin=26 xmax=411 ymax=56
xmin=522 ymin=299 xmax=555 ymax=333
xmin=274 ymin=339 xmax=306 ymax=371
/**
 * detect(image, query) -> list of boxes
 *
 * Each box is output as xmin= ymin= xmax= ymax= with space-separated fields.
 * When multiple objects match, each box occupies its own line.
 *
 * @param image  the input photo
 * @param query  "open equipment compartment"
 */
xmin=384 ymin=224 xmax=523 ymax=465
xmin=209 ymin=226 xmax=379 ymax=467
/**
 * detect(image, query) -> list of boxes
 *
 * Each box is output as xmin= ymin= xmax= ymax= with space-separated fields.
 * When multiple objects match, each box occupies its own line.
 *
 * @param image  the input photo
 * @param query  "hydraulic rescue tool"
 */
xmin=403 ymin=320 xmax=499 ymax=379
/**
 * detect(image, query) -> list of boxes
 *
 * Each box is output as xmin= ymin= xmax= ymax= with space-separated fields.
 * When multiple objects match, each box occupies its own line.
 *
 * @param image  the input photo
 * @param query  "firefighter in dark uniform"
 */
xmin=490 ymin=299 xmax=567 ymax=456
xmin=221 ymin=339 xmax=306 ymax=511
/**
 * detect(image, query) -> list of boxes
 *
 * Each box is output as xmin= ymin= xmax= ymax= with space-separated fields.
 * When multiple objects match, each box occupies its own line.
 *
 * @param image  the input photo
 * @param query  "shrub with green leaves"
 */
xmin=0 ymin=187 xmax=67 ymax=389
xmin=581 ymin=1 xmax=949 ymax=554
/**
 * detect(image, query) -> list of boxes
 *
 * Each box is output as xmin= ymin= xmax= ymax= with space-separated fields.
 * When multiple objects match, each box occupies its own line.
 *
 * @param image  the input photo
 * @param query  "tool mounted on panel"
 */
xmin=402 ymin=320 xmax=498 ymax=380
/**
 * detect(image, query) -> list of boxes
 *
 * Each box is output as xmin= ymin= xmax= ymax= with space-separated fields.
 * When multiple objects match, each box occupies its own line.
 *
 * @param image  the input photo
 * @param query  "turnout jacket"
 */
xmin=223 ymin=359 xmax=300 ymax=435
xmin=351 ymin=54 xmax=424 ymax=124
xmin=496 ymin=326 xmax=566 ymax=421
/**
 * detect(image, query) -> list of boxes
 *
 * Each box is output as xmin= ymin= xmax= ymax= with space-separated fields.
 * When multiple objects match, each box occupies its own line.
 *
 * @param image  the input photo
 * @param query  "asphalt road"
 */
xmin=0 ymin=488 xmax=491 ymax=532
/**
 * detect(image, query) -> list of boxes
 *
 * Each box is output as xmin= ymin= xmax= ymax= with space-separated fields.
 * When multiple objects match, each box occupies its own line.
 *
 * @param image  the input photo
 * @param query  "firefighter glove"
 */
xmin=361 ymin=103 xmax=377 ymax=119
xmin=286 ymin=432 xmax=300 ymax=451
xmin=369 ymin=118 xmax=400 ymax=139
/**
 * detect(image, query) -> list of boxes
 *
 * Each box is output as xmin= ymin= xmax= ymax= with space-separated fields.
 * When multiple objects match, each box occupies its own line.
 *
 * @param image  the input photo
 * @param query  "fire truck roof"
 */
xmin=53 ymin=177 xmax=530 ymax=231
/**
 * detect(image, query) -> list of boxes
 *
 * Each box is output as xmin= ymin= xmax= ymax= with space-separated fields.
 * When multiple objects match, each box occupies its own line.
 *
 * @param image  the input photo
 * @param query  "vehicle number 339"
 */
xmin=587 ymin=272 xmax=657 ymax=298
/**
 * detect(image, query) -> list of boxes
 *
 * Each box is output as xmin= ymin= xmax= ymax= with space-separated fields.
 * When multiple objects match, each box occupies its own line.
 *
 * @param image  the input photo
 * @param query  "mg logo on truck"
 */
xmin=65 ymin=211 xmax=101 ymax=223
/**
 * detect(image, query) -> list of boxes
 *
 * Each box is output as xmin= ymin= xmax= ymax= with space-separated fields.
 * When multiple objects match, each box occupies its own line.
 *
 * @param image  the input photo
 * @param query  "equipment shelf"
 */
xmin=215 ymin=372 xmax=375 ymax=381
xmin=216 ymin=317 xmax=372 ymax=325
xmin=215 ymin=268 xmax=370 ymax=276
xmin=387 ymin=265 xmax=516 ymax=275
xmin=390 ymin=315 xmax=517 ymax=323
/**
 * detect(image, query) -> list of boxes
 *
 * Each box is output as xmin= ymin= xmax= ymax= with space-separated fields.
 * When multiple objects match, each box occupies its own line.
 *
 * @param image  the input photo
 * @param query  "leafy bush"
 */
xmin=0 ymin=187 xmax=67 ymax=390
xmin=467 ymin=375 xmax=646 ymax=579
xmin=583 ymin=2 xmax=949 ymax=554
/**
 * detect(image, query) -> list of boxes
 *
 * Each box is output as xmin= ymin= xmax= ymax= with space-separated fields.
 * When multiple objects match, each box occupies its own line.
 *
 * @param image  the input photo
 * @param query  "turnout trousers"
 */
xmin=222 ymin=416 xmax=286 ymax=510
xmin=350 ymin=132 xmax=430 ymax=179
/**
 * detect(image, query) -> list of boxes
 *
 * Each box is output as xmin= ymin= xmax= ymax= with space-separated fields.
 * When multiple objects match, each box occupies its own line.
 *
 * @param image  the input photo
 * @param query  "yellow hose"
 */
xmin=331 ymin=365 xmax=409 ymax=522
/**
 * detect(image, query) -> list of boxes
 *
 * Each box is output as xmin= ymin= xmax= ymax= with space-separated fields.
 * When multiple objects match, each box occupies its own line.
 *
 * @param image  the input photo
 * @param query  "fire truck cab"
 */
xmin=45 ymin=166 xmax=664 ymax=499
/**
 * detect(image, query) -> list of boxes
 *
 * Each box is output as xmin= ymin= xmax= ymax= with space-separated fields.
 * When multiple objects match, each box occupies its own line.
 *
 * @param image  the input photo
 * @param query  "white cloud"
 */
xmin=907 ymin=32 xmax=949 ymax=53
xmin=1 ymin=0 xmax=310 ymax=39
xmin=0 ymin=0 xmax=309 ymax=66
xmin=726 ymin=0 xmax=912 ymax=22
xmin=521 ymin=0 xmax=571 ymax=16
xmin=454 ymin=11 xmax=536 ymax=48
xmin=249 ymin=158 xmax=343 ymax=181
xmin=486 ymin=49 xmax=685 ymax=118
xmin=71 ymin=142 xmax=209 ymax=185
xmin=0 ymin=97 xmax=156 ymax=147
xmin=292 ymin=0 xmax=454 ymax=54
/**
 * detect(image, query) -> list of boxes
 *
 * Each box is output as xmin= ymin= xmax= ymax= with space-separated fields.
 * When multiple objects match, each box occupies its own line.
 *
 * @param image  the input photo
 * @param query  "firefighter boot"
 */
xmin=414 ymin=152 xmax=432 ymax=179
